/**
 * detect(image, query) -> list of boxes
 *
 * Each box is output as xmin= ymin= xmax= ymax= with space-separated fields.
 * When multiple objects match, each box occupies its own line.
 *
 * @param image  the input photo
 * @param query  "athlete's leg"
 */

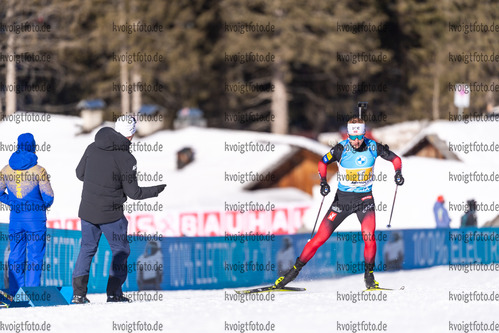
xmin=275 ymin=193 xmax=352 ymax=288
xmin=356 ymin=194 xmax=377 ymax=288
xmin=299 ymin=211 xmax=344 ymax=263
xmin=360 ymin=211 xmax=376 ymax=264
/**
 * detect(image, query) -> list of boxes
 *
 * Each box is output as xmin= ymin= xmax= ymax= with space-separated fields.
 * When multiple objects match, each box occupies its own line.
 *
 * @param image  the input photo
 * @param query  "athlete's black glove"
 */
xmin=394 ymin=170 xmax=404 ymax=186
xmin=320 ymin=179 xmax=330 ymax=196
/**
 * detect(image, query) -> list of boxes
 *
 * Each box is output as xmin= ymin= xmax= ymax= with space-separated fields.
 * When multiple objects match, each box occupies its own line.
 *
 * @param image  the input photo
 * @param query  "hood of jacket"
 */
xmin=95 ymin=127 xmax=131 ymax=151
xmin=9 ymin=133 xmax=38 ymax=170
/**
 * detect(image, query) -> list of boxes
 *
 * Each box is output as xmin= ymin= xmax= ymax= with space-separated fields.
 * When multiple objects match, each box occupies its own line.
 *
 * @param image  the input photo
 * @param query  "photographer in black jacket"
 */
xmin=72 ymin=116 xmax=166 ymax=303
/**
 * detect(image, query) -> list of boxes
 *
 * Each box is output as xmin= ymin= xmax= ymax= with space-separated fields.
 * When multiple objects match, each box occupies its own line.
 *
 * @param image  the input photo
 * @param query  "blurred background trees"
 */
xmin=0 ymin=0 xmax=497 ymax=135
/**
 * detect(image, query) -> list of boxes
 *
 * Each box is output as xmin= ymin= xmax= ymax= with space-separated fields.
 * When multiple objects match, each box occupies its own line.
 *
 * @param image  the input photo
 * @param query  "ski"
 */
xmin=235 ymin=286 xmax=306 ymax=294
xmin=364 ymin=287 xmax=393 ymax=291
xmin=363 ymin=286 xmax=404 ymax=292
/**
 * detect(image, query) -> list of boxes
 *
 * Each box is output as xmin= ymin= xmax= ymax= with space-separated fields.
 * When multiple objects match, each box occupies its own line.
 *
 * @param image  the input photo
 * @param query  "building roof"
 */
xmin=402 ymin=133 xmax=461 ymax=160
xmin=399 ymin=119 xmax=499 ymax=166
xmin=139 ymin=104 xmax=164 ymax=115
xmin=76 ymin=99 xmax=105 ymax=110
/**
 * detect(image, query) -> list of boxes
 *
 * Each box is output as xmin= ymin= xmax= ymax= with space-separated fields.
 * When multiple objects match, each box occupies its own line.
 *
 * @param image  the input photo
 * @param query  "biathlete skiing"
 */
xmin=274 ymin=117 xmax=404 ymax=290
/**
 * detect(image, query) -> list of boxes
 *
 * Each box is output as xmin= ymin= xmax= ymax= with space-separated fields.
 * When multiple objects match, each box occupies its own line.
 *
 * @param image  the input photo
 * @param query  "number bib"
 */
xmin=336 ymin=139 xmax=378 ymax=193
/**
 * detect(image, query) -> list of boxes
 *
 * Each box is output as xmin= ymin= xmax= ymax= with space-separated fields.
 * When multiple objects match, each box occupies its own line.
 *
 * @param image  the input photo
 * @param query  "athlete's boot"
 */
xmin=364 ymin=262 xmax=379 ymax=289
xmin=274 ymin=258 xmax=306 ymax=289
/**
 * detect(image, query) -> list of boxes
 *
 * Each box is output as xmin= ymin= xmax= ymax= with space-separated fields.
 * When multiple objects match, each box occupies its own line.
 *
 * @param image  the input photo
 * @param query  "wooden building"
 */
xmin=244 ymin=145 xmax=337 ymax=195
xmin=402 ymin=133 xmax=460 ymax=160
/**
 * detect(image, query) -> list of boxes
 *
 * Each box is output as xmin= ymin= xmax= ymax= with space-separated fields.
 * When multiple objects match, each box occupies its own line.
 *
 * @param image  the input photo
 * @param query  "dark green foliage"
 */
xmin=0 ymin=0 xmax=496 ymax=132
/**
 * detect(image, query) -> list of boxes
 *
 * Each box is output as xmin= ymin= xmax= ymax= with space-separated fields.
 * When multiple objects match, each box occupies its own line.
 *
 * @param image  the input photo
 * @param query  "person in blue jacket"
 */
xmin=0 ymin=133 xmax=54 ymax=296
xmin=433 ymin=195 xmax=451 ymax=228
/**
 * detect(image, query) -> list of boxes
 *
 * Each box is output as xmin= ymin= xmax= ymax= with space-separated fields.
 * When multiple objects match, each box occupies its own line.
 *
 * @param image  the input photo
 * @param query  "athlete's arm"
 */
xmin=318 ymin=143 xmax=343 ymax=180
xmin=377 ymin=143 xmax=402 ymax=171
xmin=377 ymin=143 xmax=404 ymax=185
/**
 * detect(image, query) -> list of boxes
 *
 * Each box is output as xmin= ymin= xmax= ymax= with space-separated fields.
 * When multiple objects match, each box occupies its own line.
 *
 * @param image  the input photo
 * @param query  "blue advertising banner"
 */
xmin=1 ymin=224 xmax=498 ymax=293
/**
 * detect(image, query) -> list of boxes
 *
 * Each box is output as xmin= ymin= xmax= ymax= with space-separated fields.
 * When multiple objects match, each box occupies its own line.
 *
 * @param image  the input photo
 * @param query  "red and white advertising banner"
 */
xmin=46 ymin=204 xmax=311 ymax=236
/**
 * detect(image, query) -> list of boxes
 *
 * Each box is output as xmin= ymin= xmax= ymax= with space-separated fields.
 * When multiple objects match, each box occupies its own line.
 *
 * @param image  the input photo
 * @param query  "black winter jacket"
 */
xmin=76 ymin=127 xmax=160 ymax=224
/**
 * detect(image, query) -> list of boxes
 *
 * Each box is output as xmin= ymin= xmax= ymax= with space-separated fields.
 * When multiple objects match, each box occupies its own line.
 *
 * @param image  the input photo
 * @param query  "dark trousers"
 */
xmin=72 ymin=217 xmax=130 ymax=297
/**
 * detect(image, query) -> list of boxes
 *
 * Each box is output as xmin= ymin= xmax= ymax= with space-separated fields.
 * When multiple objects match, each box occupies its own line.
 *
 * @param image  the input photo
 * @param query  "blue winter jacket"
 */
xmin=0 ymin=133 xmax=54 ymax=223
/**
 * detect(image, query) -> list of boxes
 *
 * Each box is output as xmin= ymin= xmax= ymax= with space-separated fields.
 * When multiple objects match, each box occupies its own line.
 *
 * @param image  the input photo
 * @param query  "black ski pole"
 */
xmin=310 ymin=196 xmax=325 ymax=240
xmin=386 ymin=185 xmax=399 ymax=228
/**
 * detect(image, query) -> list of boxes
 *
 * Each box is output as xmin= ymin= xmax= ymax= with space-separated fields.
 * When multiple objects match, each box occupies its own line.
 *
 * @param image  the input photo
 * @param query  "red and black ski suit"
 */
xmin=298 ymin=138 xmax=402 ymax=267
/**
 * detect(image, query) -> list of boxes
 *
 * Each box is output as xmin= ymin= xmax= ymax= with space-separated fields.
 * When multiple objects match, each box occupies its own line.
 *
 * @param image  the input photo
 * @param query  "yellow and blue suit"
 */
xmin=0 ymin=133 xmax=54 ymax=295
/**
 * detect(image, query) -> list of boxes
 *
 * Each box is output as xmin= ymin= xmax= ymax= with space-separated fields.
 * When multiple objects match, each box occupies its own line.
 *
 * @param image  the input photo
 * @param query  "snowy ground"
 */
xmin=5 ymin=266 xmax=499 ymax=333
